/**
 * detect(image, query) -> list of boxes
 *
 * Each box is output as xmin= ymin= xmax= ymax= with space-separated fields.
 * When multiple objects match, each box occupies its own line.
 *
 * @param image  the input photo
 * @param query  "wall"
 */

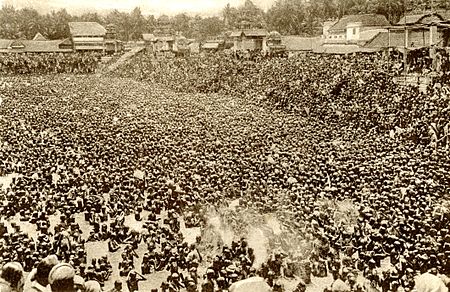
xmin=346 ymin=22 xmax=362 ymax=42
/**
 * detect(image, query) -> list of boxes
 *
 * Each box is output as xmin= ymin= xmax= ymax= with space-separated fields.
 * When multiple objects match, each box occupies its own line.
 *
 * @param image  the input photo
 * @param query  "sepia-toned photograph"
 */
xmin=0 ymin=0 xmax=449 ymax=291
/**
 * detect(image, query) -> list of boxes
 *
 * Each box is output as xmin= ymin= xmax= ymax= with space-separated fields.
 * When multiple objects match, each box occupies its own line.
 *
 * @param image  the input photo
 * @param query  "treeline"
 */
xmin=1 ymin=0 xmax=449 ymax=41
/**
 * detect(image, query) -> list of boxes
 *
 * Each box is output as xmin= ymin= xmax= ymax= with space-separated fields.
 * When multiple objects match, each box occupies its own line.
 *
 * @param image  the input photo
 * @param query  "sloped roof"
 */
xmin=25 ymin=40 xmax=72 ymax=52
xmin=230 ymin=29 xmax=268 ymax=38
xmin=281 ymin=36 xmax=321 ymax=51
xmin=329 ymin=14 xmax=390 ymax=32
xmin=230 ymin=31 xmax=243 ymax=37
xmin=32 ymin=33 xmax=47 ymax=41
xmin=358 ymin=29 xmax=386 ymax=43
xmin=69 ymin=22 xmax=106 ymax=36
xmin=0 ymin=39 xmax=72 ymax=53
xmin=10 ymin=40 xmax=25 ymax=48
xmin=268 ymin=31 xmax=282 ymax=40
xmin=314 ymin=44 xmax=380 ymax=54
xmin=397 ymin=13 xmax=444 ymax=25
xmin=142 ymin=33 xmax=156 ymax=41
xmin=364 ymin=29 xmax=432 ymax=48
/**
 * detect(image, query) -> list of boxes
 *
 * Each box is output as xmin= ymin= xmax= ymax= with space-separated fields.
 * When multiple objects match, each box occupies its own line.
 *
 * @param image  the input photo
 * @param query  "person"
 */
xmin=29 ymin=255 xmax=59 ymax=292
xmin=106 ymin=280 xmax=122 ymax=292
xmin=73 ymin=275 xmax=85 ymax=292
xmin=84 ymin=280 xmax=101 ymax=292
xmin=0 ymin=262 xmax=24 ymax=292
xmin=48 ymin=263 xmax=76 ymax=292
xmin=415 ymin=272 xmax=448 ymax=292
xmin=126 ymin=270 xmax=146 ymax=292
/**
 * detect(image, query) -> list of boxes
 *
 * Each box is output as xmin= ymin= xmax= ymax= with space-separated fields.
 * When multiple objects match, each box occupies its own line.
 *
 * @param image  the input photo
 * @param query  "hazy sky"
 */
xmin=1 ymin=0 xmax=275 ymax=16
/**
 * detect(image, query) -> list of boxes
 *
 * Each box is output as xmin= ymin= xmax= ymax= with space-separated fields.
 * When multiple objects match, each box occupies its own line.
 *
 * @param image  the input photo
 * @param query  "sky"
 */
xmin=1 ymin=0 xmax=275 ymax=16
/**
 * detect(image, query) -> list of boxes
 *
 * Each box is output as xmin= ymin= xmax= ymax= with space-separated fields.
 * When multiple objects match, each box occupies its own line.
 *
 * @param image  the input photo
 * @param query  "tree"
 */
xmin=144 ymin=15 xmax=156 ymax=33
xmin=43 ymin=9 xmax=73 ymax=39
xmin=240 ymin=0 xmax=266 ymax=28
xmin=129 ymin=7 xmax=145 ymax=40
xmin=172 ymin=13 xmax=191 ymax=35
xmin=266 ymin=0 xmax=306 ymax=35
xmin=0 ymin=5 xmax=19 ymax=39
xmin=197 ymin=17 xmax=225 ymax=39
xmin=106 ymin=10 xmax=131 ymax=41
xmin=76 ymin=12 xmax=104 ymax=23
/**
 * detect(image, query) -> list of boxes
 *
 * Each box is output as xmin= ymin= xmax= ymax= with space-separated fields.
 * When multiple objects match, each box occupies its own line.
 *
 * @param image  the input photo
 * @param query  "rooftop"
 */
xmin=230 ymin=29 xmax=268 ymax=38
xmin=396 ymin=12 xmax=444 ymax=25
xmin=329 ymin=14 xmax=390 ymax=32
xmin=69 ymin=22 xmax=106 ymax=36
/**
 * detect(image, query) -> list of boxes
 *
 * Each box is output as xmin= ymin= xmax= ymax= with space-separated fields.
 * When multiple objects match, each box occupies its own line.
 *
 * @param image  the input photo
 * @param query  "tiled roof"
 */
xmin=230 ymin=29 xmax=268 ymax=38
xmin=69 ymin=22 xmax=106 ymax=36
xmin=281 ymin=36 xmax=321 ymax=51
xmin=396 ymin=13 xmax=444 ymax=25
xmin=0 ymin=39 xmax=72 ymax=53
xmin=364 ymin=30 xmax=432 ymax=48
xmin=329 ymin=14 xmax=390 ymax=32
xmin=314 ymin=44 xmax=380 ymax=54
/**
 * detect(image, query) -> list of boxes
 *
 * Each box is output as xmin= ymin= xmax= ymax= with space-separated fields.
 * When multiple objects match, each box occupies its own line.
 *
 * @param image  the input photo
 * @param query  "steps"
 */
xmin=100 ymin=46 xmax=145 ymax=75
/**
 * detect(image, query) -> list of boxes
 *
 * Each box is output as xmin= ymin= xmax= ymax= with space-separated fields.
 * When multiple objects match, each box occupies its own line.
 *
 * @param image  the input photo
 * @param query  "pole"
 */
xmin=404 ymin=0 xmax=407 ymax=82
xmin=388 ymin=0 xmax=391 ymax=73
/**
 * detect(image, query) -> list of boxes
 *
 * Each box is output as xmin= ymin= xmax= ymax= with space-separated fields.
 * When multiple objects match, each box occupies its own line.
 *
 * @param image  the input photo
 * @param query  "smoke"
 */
xmin=199 ymin=203 xmax=299 ymax=269
xmin=247 ymin=227 xmax=269 ymax=268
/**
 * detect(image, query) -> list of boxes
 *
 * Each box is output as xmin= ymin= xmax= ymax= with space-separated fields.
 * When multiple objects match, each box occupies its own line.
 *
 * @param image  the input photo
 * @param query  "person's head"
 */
xmin=34 ymin=255 xmax=59 ymax=286
xmin=113 ymin=280 xmax=122 ymax=291
xmin=73 ymin=275 xmax=85 ymax=292
xmin=0 ymin=262 xmax=24 ymax=292
xmin=48 ymin=263 xmax=76 ymax=292
xmin=84 ymin=280 xmax=101 ymax=292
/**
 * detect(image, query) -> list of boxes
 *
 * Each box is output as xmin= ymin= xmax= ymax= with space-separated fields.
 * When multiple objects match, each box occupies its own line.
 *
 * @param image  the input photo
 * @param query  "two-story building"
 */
xmin=69 ymin=22 xmax=107 ymax=52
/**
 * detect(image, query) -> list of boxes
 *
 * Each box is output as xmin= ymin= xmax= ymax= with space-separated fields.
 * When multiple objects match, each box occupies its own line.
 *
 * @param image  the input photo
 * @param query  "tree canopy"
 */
xmin=0 ymin=0 xmax=448 ymax=40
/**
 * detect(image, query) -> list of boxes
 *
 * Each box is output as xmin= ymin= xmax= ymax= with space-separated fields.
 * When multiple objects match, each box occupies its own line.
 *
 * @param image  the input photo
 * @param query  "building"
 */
xmin=69 ymin=22 xmax=107 ymax=51
xmin=324 ymin=14 xmax=390 ymax=45
xmin=201 ymin=40 xmax=224 ymax=52
xmin=0 ymin=39 xmax=73 ymax=53
xmin=104 ymin=24 xmax=123 ymax=54
xmin=365 ymin=12 xmax=447 ymax=50
xmin=281 ymin=36 xmax=321 ymax=56
xmin=266 ymin=31 xmax=286 ymax=55
xmin=230 ymin=29 xmax=268 ymax=52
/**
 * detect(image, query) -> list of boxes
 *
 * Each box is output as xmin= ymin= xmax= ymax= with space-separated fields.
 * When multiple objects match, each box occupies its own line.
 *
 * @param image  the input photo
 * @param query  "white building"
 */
xmin=324 ymin=14 xmax=390 ymax=46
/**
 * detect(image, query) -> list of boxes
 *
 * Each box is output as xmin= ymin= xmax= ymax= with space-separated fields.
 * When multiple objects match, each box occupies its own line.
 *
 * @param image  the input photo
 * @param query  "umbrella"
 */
xmin=229 ymin=277 xmax=271 ymax=292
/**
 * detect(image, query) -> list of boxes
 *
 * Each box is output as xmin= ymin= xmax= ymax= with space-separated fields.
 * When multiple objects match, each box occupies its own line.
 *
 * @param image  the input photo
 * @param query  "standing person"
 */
xmin=126 ymin=270 xmax=146 ymax=292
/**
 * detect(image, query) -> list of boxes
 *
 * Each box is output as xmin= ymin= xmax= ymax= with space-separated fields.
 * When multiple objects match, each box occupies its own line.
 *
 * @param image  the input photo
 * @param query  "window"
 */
xmin=353 ymin=28 xmax=357 ymax=35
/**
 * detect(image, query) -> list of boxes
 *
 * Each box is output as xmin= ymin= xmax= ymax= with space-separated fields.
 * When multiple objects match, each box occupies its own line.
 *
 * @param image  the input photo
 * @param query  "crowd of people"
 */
xmin=117 ymin=51 xmax=450 ymax=150
xmin=0 ymin=52 xmax=101 ymax=75
xmin=0 ymin=50 xmax=449 ymax=292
